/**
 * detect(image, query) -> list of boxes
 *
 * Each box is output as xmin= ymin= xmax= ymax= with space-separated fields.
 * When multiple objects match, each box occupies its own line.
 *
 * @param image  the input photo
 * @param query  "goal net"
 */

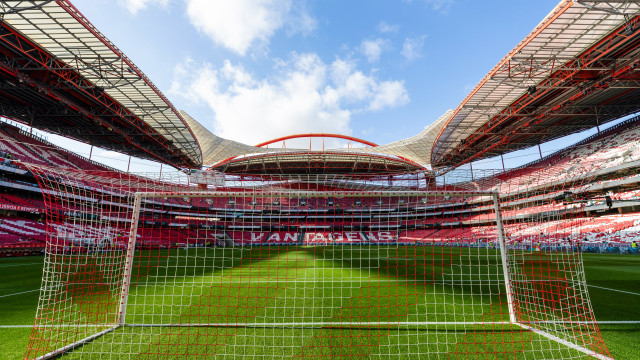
xmin=24 ymin=167 xmax=610 ymax=359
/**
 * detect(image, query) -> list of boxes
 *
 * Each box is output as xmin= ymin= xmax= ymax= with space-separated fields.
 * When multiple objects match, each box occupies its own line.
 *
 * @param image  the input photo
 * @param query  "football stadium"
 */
xmin=0 ymin=0 xmax=639 ymax=359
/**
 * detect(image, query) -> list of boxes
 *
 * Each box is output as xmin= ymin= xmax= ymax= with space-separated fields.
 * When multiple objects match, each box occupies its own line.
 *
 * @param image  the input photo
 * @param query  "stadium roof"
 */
xmin=0 ymin=0 xmax=201 ymax=168
xmin=3 ymin=0 xmax=640 ymax=174
xmin=211 ymin=151 xmax=423 ymax=175
xmin=181 ymin=110 xmax=452 ymax=172
xmin=432 ymin=0 xmax=640 ymax=169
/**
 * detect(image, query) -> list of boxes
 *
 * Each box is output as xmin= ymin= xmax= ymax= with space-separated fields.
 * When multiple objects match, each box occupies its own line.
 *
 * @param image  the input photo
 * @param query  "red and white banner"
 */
xmin=364 ymin=231 xmax=396 ymax=243
xmin=0 ymin=204 xmax=42 ymax=213
xmin=233 ymin=231 xmax=397 ymax=244
xmin=247 ymin=232 xmax=299 ymax=244
xmin=304 ymin=231 xmax=396 ymax=244
xmin=304 ymin=232 xmax=353 ymax=244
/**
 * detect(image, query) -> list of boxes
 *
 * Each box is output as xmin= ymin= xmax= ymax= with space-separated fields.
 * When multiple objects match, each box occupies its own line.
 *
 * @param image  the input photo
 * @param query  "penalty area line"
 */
xmin=0 ymin=262 xmax=43 ymax=268
xmin=587 ymin=284 xmax=640 ymax=296
xmin=0 ymin=289 xmax=39 ymax=298
xmin=2 ymin=320 xmax=640 ymax=329
xmin=0 ymin=283 xmax=116 ymax=298
xmin=5 ymin=283 xmax=636 ymax=298
xmin=0 ymin=325 xmax=114 ymax=328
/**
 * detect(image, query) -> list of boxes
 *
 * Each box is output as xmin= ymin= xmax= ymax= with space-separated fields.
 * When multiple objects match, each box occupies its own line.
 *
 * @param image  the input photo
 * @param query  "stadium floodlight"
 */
xmin=23 ymin=167 xmax=611 ymax=359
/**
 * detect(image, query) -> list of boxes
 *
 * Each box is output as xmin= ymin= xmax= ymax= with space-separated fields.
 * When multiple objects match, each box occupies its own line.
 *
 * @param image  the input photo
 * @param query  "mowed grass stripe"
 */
xmin=123 ymin=249 xmax=505 ymax=335
xmin=1 ymin=249 xmax=639 ymax=359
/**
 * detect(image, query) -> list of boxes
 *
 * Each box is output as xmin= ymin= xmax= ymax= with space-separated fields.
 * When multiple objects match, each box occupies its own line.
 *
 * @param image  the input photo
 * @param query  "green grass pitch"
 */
xmin=1 ymin=248 xmax=638 ymax=359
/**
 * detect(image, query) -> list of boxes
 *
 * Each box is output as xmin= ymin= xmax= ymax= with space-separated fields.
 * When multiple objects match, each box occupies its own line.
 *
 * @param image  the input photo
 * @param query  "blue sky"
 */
xmin=35 ymin=0 xmax=628 ymax=172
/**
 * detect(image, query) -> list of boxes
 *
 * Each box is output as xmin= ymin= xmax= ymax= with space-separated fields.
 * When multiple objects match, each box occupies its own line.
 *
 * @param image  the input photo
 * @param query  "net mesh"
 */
xmin=23 ymin=166 xmax=610 ymax=359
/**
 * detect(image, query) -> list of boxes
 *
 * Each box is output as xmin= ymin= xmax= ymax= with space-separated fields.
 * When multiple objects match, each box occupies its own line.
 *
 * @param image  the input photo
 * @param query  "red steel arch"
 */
xmin=255 ymin=133 xmax=378 ymax=148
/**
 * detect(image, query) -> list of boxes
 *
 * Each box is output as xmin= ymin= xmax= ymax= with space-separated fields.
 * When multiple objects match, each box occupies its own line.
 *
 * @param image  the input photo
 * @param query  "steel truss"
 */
xmin=434 ymin=1 xmax=640 ymax=169
xmin=0 ymin=0 xmax=202 ymax=168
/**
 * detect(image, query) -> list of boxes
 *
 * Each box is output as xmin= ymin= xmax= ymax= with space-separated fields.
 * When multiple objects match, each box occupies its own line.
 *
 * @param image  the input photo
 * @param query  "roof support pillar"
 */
xmin=538 ymin=144 xmax=543 ymax=160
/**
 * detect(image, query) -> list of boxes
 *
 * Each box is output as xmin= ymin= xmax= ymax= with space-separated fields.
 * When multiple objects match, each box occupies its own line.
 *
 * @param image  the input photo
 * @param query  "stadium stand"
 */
xmin=0 ymin=123 xmax=118 ymax=171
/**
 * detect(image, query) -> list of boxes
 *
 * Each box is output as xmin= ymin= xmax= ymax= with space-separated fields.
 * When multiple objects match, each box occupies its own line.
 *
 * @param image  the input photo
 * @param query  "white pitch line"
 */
xmin=0 ymin=282 xmax=117 ymax=298
xmin=587 ymin=284 xmax=640 ymax=296
xmin=2 ymin=281 xmax=614 ymax=299
xmin=0 ymin=324 xmax=112 ymax=328
xmin=0 ymin=279 xmax=505 ymax=295
xmin=200 ymin=257 xmax=479 ymax=261
xmin=143 ymin=279 xmax=501 ymax=285
xmin=144 ymin=278 xmax=576 ymax=284
xmin=0 ymin=325 xmax=33 ymax=328
xmin=0 ymin=289 xmax=39 ymax=298
xmin=0 ymin=262 xmax=42 ymax=268
xmin=2 ymin=320 xmax=639 ymax=329
xmin=125 ymin=321 xmax=514 ymax=327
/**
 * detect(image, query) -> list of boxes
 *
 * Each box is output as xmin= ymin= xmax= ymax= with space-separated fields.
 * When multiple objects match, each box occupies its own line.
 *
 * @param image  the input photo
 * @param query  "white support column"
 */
xmin=118 ymin=193 xmax=143 ymax=326
xmin=492 ymin=193 xmax=517 ymax=323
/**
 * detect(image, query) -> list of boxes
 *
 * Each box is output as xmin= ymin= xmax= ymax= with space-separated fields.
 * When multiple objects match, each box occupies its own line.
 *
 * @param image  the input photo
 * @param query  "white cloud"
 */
xmin=403 ymin=0 xmax=454 ymax=11
xmin=369 ymin=81 xmax=409 ymax=111
xmin=185 ymin=0 xmax=315 ymax=56
xmin=360 ymin=38 xmax=388 ymax=63
xmin=377 ymin=21 xmax=399 ymax=33
xmin=170 ymin=54 xmax=409 ymax=145
xmin=425 ymin=0 xmax=454 ymax=10
xmin=118 ymin=0 xmax=169 ymax=14
xmin=119 ymin=0 xmax=316 ymax=55
xmin=401 ymin=35 xmax=427 ymax=61
xmin=285 ymin=2 xmax=317 ymax=37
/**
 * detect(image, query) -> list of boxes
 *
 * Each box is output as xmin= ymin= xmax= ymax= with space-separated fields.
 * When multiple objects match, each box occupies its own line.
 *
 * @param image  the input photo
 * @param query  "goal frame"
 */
xmin=33 ymin=189 xmax=611 ymax=360
xmin=118 ymin=190 xmax=516 ymax=325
